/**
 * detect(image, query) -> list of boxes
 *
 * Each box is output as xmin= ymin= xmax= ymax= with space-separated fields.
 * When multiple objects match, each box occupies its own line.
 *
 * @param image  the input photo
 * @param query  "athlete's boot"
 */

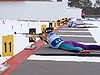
xmin=79 ymin=50 xmax=90 ymax=53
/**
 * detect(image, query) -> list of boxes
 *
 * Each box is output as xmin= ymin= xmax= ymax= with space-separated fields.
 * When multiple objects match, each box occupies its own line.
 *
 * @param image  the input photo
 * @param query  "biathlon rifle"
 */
xmin=14 ymin=32 xmax=45 ymax=41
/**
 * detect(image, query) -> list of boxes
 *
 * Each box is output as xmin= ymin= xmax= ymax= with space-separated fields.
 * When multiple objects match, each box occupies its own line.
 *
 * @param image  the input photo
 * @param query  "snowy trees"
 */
xmin=68 ymin=0 xmax=100 ymax=17
xmin=68 ymin=0 xmax=92 ymax=8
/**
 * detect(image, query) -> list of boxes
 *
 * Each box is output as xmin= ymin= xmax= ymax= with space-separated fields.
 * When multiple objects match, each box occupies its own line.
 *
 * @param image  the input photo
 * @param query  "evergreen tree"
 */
xmin=68 ymin=0 xmax=92 ymax=8
xmin=68 ymin=0 xmax=100 ymax=16
xmin=68 ymin=0 xmax=80 ymax=7
xmin=94 ymin=0 xmax=100 ymax=9
xmin=79 ymin=0 xmax=92 ymax=8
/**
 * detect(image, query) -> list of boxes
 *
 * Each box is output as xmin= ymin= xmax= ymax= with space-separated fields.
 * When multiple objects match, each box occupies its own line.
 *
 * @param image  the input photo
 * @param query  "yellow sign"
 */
xmin=64 ymin=18 xmax=66 ymax=20
xmin=60 ymin=19 xmax=63 ymax=22
xmin=54 ymin=21 xmax=57 ymax=28
xmin=2 ymin=35 xmax=14 ymax=57
xmin=41 ymin=25 xmax=46 ymax=33
xmin=60 ymin=19 xmax=63 ymax=25
xmin=29 ymin=28 xmax=36 ymax=42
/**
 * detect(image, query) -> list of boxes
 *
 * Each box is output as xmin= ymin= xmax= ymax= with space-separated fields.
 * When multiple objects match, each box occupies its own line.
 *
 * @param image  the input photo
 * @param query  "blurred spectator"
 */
xmin=81 ymin=12 xmax=85 ymax=19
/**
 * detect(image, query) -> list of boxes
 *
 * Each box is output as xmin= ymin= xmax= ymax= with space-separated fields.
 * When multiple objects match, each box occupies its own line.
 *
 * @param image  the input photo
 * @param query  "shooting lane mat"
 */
xmin=33 ymin=27 xmax=100 ymax=56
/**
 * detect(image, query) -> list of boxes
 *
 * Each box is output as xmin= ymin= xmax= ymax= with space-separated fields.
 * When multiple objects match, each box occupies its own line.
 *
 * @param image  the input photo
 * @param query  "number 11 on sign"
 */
xmin=2 ymin=35 xmax=14 ymax=57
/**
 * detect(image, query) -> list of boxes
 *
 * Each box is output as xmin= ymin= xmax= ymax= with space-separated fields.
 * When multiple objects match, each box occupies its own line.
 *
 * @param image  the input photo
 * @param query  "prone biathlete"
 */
xmin=43 ymin=27 xmax=100 ymax=53
xmin=64 ymin=18 xmax=88 ymax=28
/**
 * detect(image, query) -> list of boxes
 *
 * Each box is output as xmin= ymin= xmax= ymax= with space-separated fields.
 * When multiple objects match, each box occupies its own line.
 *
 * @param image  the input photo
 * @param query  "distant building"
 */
xmin=0 ymin=0 xmax=82 ymax=20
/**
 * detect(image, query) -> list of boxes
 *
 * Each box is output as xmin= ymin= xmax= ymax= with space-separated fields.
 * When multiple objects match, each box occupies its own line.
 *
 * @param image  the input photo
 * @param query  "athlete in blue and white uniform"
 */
xmin=46 ymin=32 xmax=63 ymax=48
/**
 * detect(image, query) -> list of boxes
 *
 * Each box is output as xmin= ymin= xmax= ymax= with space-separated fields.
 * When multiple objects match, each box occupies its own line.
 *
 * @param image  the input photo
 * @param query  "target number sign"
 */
xmin=2 ymin=35 xmax=14 ymax=57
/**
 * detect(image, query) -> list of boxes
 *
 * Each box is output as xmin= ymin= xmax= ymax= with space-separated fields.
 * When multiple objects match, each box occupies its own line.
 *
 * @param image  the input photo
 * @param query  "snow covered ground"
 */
xmin=0 ymin=19 xmax=50 ymax=64
xmin=0 ymin=18 xmax=100 ymax=64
